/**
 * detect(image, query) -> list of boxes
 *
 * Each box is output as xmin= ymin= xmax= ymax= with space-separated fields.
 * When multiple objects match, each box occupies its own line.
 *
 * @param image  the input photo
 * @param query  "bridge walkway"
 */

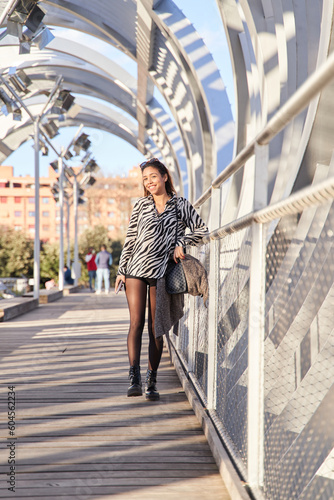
xmin=0 ymin=291 xmax=231 ymax=499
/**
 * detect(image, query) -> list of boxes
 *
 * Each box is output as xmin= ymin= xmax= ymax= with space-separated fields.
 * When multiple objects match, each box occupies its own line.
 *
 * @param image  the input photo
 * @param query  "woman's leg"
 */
xmin=125 ymin=278 xmax=148 ymax=366
xmin=147 ymin=285 xmax=163 ymax=370
xmin=96 ymin=269 xmax=102 ymax=293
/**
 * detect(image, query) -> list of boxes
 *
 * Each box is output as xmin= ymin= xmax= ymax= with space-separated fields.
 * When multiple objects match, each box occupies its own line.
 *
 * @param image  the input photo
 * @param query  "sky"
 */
xmin=5 ymin=0 xmax=234 ymax=179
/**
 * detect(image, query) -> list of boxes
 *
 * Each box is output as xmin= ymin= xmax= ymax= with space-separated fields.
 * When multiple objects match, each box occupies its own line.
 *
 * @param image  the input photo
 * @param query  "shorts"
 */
xmin=125 ymin=275 xmax=157 ymax=287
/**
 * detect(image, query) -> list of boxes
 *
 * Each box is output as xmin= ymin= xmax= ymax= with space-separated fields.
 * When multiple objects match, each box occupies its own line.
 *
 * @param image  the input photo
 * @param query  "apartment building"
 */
xmin=0 ymin=165 xmax=143 ymax=243
xmin=0 ymin=165 xmax=59 ymax=242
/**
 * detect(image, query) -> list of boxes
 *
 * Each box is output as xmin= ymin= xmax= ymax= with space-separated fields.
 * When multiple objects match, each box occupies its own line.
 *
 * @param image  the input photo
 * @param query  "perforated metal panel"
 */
xmin=215 ymin=228 xmax=252 ymax=467
xmin=177 ymin=293 xmax=191 ymax=365
xmin=263 ymin=203 xmax=334 ymax=499
xmin=192 ymin=243 xmax=210 ymax=396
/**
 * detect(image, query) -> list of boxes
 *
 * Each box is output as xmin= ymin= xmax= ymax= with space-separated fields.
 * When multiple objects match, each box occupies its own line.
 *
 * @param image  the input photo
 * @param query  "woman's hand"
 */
xmin=115 ymin=274 xmax=125 ymax=292
xmin=173 ymin=246 xmax=185 ymax=263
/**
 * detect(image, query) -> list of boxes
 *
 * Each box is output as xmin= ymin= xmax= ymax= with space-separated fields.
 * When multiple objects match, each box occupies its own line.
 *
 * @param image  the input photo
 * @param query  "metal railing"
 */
xmin=170 ymin=49 xmax=334 ymax=500
xmin=194 ymin=49 xmax=334 ymax=209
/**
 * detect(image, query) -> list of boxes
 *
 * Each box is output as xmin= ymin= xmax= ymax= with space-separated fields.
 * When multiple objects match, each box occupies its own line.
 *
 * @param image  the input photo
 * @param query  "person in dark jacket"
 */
xmin=95 ymin=245 xmax=112 ymax=294
xmin=64 ymin=265 xmax=74 ymax=285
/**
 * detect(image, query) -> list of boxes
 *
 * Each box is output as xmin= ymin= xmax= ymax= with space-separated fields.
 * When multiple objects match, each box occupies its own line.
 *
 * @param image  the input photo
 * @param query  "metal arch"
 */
xmin=42 ymin=0 xmax=138 ymax=57
xmin=0 ymin=38 xmax=184 ymax=190
xmin=41 ymin=0 xmax=220 ymax=199
xmin=0 ymin=71 xmax=184 ymax=192
xmin=0 ymin=93 xmax=184 ymax=192
xmin=0 ymin=0 xmax=234 ymax=202
xmin=0 ymin=42 xmax=138 ymax=117
xmin=133 ymin=0 xmax=234 ymax=200
xmin=0 ymin=99 xmax=139 ymax=160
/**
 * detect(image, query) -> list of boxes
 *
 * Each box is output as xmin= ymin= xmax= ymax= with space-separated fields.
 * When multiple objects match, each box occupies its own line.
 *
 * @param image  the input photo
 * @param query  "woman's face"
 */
xmin=142 ymin=166 xmax=167 ymax=196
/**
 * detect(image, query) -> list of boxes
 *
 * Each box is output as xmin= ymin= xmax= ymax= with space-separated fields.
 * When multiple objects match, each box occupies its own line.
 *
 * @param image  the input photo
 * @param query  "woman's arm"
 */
xmin=176 ymin=198 xmax=208 ymax=248
xmin=117 ymin=200 xmax=140 ymax=275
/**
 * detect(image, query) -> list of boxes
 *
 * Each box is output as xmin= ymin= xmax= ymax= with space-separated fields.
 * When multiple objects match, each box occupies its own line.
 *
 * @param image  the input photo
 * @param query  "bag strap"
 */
xmin=173 ymin=201 xmax=178 ymax=250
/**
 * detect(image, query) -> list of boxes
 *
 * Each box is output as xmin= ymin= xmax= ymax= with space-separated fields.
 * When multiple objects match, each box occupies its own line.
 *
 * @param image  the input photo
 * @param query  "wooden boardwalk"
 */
xmin=0 ymin=291 xmax=231 ymax=499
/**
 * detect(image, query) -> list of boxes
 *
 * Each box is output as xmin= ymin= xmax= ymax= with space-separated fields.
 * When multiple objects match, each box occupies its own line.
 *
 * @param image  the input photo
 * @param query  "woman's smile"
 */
xmin=142 ymin=166 xmax=167 ymax=195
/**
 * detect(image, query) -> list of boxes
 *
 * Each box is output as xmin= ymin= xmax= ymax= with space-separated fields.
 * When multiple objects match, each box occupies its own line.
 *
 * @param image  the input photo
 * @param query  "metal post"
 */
xmin=73 ymin=177 xmax=79 ymax=286
xmin=66 ymin=198 xmax=71 ymax=268
xmin=247 ymin=142 xmax=268 ymax=488
xmin=206 ymin=187 xmax=221 ymax=410
xmin=0 ymin=0 xmax=20 ymax=27
xmin=187 ymin=280 xmax=196 ymax=373
xmin=247 ymin=222 xmax=266 ymax=489
xmin=33 ymin=119 xmax=40 ymax=300
xmin=58 ymin=152 xmax=64 ymax=291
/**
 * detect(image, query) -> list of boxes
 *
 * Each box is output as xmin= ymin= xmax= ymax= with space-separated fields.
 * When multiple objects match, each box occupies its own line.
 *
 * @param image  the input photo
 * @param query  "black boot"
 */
xmin=127 ymin=364 xmax=142 ymax=397
xmin=145 ymin=369 xmax=159 ymax=401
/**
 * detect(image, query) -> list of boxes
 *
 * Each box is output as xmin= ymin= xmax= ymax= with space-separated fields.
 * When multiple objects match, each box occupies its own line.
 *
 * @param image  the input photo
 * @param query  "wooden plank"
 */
xmin=0 ymin=478 xmax=229 ymax=500
xmin=0 ymin=292 xmax=231 ymax=499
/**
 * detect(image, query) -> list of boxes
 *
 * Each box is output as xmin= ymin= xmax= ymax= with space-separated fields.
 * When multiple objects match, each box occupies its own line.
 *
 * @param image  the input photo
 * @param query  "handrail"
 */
xmin=194 ymin=49 xmax=334 ymax=209
xmin=202 ymin=174 xmax=334 ymax=243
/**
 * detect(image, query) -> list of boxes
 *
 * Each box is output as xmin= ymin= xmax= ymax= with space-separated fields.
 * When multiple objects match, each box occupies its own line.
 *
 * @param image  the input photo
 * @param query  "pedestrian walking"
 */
xmin=95 ymin=245 xmax=112 ymax=294
xmin=115 ymin=158 xmax=208 ymax=400
xmin=85 ymin=247 xmax=97 ymax=292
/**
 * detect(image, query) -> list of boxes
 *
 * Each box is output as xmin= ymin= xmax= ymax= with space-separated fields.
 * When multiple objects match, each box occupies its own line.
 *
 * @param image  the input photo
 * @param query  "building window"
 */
xmin=28 ymin=197 xmax=34 ymax=204
xmin=14 ymin=211 xmax=22 ymax=217
xmin=56 ymin=225 xmax=60 ymax=233
xmin=28 ymin=211 xmax=35 ymax=217
xmin=42 ymin=225 xmax=50 ymax=231
xmin=14 ymin=225 xmax=22 ymax=231
xmin=42 ymin=197 xmax=49 ymax=204
xmin=94 ymin=212 xmax=101 ymax=218
xmin=14 ymin=197 xmax=21 ymax=203
xmin=28 ymin=225 xmax=35 ymax=232
xmin=108 ymin=225 xmax=115 ymax=231
xmin=107 ymin=198 xmax=115 ymax=204
xmin=0 ymin=197 xmax=7 ymax=203
xmin=108 ymin=212 xmax=114 ymax=218
xmin=42 ymin=211 xmax=50 ymax=217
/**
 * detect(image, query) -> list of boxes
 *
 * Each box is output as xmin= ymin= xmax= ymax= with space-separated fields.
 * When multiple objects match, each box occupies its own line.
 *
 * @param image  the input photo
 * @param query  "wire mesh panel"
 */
xmin=176 ymin=293 xmax=191 ymax=366
xmin=263 ymin=202 xmax=334 ymax=499
xmin=216 ymin=228 xmax=252 ymax=468
xmin=192 ymin=242 xmax=210 ymax=396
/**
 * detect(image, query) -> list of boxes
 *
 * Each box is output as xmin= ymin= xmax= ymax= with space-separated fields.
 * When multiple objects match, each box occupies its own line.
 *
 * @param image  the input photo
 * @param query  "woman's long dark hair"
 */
xmin=141 ymin=159 xmax=177 ymax=197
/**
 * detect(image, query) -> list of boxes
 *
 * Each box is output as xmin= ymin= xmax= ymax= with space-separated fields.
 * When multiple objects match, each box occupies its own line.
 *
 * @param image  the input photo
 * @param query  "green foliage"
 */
xmin=0 ymin=223 xmax=124 ymax=288
xmin=40 ymin=242 xmax=59 ymax=283
xmin=79 ymin=224 xmax=111 ymax=255
xmin=0 ymin=227 xmax=34 ymax=277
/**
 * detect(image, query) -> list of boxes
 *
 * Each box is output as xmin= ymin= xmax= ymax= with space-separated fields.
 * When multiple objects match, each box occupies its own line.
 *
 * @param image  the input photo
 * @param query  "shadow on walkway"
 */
xmin=0 ymin=291 xmax=230 ymax=499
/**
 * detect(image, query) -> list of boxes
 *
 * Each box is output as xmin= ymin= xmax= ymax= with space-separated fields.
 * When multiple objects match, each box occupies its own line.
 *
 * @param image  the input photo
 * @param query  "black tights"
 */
xmin=125 ymin=278 xmax=163 ymax=371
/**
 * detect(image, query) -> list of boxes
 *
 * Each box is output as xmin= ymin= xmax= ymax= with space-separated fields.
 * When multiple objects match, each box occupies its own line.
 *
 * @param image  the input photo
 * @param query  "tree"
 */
xmin=79 ymin=225 xmax=123 ymax=286
xmin=79 ymin=224 xmax=111 ymax=255
xmin=40 ymin=242 xmax=59 ymax=283
xmin=0 ymin=227 xmax=34 ymax=277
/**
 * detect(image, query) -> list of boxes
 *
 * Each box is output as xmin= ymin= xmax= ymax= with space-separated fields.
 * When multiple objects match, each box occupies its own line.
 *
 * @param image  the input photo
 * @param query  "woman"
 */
xmin=115 ymin=158 xmax=208 ymax=400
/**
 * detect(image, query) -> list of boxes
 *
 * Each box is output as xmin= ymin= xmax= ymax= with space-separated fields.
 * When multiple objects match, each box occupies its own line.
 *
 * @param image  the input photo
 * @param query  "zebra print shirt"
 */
xmin=118 ymin=194 xmax=208 ymax=279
